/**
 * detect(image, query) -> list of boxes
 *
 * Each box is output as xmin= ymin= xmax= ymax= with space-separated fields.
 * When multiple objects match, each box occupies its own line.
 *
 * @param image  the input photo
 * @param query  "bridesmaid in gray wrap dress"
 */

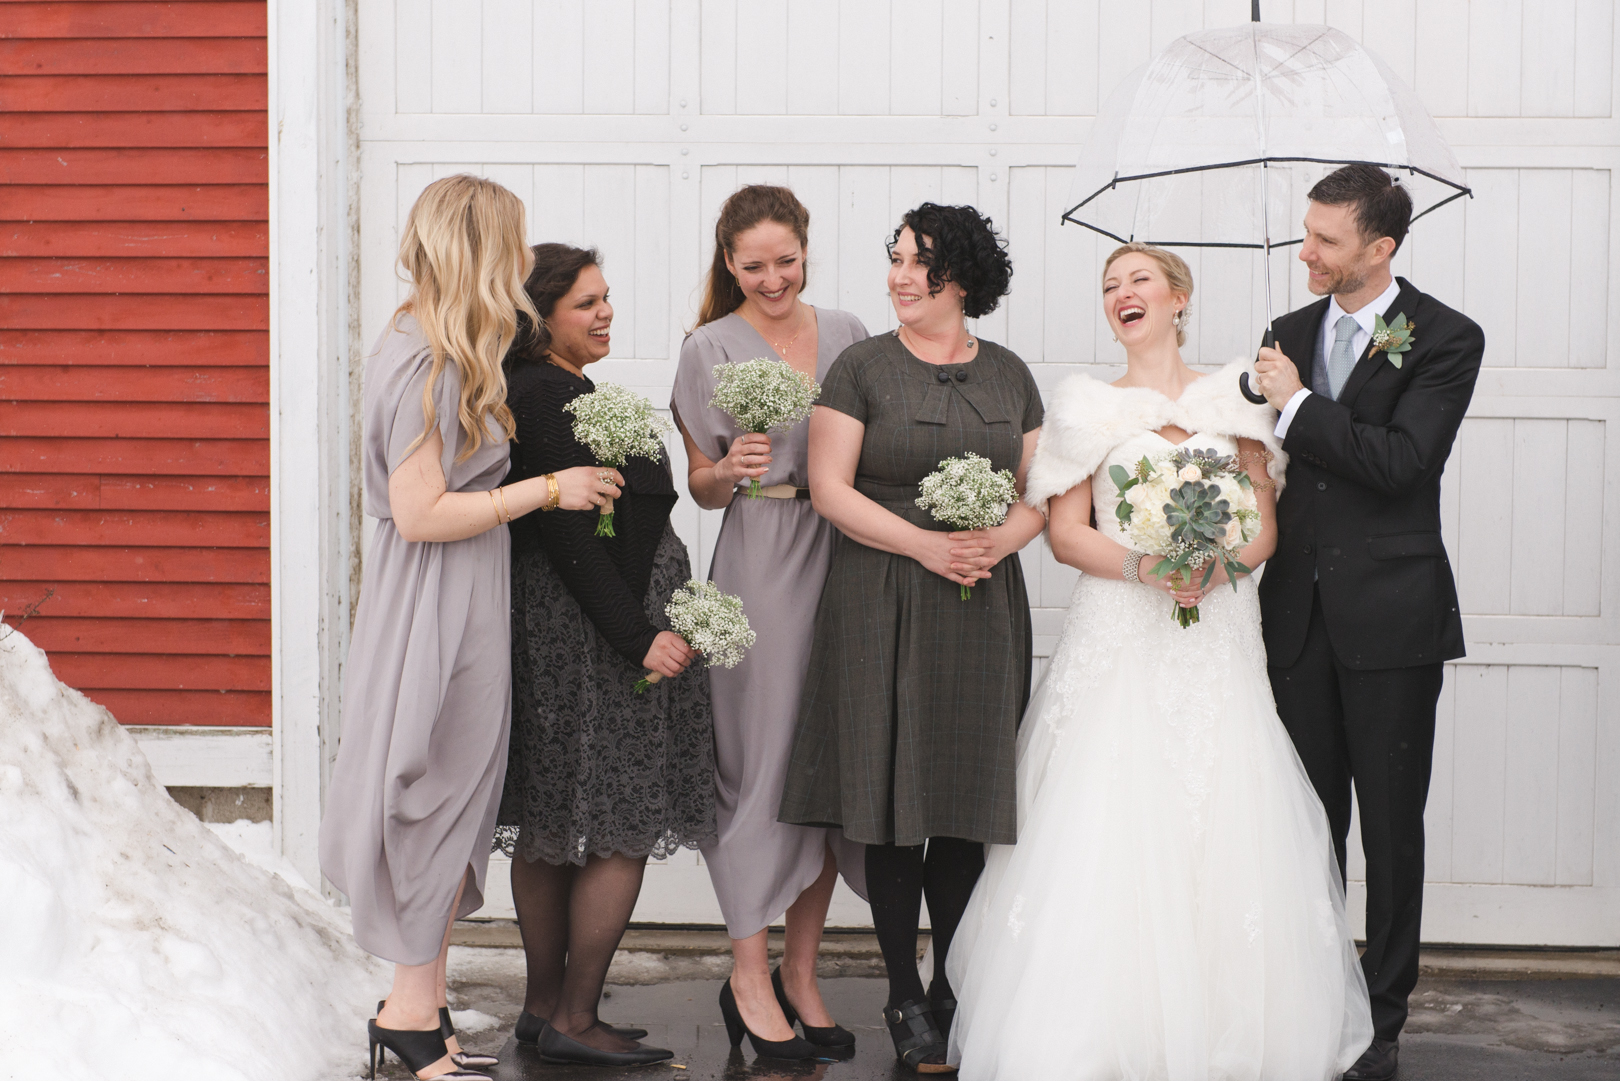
xmin=669 ymin=185 xmax=868 ymax=1059
xmin=318 ymin=176 xmax=621 ymax=1081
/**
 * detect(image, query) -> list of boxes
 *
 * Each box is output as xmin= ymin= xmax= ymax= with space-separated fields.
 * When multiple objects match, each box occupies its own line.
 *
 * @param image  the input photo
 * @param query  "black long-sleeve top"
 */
xmin=506 ymin=360 xmax=678 ymax=665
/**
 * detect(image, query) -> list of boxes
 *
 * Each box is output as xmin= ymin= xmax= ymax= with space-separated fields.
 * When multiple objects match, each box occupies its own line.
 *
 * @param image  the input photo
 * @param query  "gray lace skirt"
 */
xmin=496 ymin=524 xmax=717 ymax=866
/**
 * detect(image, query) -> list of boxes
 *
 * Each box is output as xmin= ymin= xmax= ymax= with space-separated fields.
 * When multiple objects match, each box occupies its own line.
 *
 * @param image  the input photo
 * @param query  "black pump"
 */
xmin=718 ymin=978 xmax=824 ymax=1061
xmin=771 ymin=967 xmax=855 ymax=1050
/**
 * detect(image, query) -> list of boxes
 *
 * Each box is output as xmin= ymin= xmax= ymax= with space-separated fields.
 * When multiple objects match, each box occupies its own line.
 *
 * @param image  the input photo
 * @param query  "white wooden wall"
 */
xmin=352 ymin=0 xmax=1620 ymax=943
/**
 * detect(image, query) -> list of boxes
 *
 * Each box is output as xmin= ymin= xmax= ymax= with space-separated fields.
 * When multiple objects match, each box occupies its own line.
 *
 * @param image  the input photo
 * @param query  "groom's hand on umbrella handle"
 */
xmin=1253 ymin=346 xmax=1305 ymax=410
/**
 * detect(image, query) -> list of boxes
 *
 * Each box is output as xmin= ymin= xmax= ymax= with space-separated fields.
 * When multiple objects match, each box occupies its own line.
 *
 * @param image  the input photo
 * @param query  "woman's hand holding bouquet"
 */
xmin=1111 ymin=446 xmax=1261 ymax=628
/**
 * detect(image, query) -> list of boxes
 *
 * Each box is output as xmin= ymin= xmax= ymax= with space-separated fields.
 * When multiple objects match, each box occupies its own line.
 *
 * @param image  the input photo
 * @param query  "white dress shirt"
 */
xmin=1273 ymin=276 xmax=1403 ymax=439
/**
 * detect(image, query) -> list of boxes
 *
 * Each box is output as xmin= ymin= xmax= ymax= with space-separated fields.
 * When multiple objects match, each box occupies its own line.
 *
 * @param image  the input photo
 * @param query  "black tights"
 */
xmin=865 ymin=837 xmax=985 ymax=1010
xmin=509 ymin=849 xmax=648 ymax=1040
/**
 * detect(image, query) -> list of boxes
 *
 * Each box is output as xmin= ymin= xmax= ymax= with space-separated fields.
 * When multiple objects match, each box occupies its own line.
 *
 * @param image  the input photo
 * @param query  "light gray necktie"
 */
xmin=1326 ymin=314 xmax=1360 ymax=400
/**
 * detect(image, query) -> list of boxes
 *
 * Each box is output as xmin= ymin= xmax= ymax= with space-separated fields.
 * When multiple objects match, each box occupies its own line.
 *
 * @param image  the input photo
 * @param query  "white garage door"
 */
xmin=353 ymin=0 xmax=1619 ymax=943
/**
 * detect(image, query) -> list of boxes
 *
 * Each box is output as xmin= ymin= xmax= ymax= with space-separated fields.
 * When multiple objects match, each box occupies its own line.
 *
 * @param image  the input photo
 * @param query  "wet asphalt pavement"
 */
xmin=348 ymin=947 xmax=1620 ymax=1081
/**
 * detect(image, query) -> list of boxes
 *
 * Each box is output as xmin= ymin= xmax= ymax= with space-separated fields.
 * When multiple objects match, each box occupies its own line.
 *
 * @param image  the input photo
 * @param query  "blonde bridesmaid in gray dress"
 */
xmin=318 ymin=176 xmax=621 ymax=1081
xmin=670 ymin=185 xmax=870 ymax=1058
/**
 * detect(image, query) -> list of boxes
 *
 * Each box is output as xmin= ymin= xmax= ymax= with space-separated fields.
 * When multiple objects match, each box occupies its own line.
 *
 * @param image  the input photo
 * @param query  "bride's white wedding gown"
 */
xmin=947 ymin=365 xmax=1373 ymax=1081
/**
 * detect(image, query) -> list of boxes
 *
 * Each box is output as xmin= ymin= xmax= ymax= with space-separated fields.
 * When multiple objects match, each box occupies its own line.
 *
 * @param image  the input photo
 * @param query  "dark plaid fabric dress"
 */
xmin=777 ymin=331 xmax=1043 ymax=847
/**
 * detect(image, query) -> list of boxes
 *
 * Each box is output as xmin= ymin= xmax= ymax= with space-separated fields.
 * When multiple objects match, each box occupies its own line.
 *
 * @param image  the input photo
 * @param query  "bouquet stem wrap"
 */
xmin=914 ymin=452 xmax=1019 ymax=601
xmin=707 ymin=358 xmax=821 ymax=500
xmin=562 ymin=383 xmax=673 ymax=539
xmin=633 ymin=580 xmax=756 ymax=692
xmin=1110 ymin=446 xmax=1260 ymax=628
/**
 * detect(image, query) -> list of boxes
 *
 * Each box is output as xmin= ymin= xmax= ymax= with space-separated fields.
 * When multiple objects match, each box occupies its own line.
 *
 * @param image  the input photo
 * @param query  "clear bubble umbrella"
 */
xmin=1063 ymin=10 xmax=1470 ymax=400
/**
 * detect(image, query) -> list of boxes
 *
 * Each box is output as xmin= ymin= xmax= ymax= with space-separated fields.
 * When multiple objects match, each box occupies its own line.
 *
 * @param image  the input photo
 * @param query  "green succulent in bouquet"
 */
xmin=1149 ymin=479 xmax=1252 ymax=629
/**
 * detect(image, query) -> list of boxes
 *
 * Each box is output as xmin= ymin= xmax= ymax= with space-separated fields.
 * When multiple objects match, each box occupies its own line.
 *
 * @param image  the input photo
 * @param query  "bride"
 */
xmin=946 ymin=244 xmax=1372 ymax=1080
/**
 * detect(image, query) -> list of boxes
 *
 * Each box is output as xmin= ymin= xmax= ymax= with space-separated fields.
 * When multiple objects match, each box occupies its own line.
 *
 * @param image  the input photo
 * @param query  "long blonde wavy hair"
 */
xmin=396 ymin=174 xmax=539 ymax=462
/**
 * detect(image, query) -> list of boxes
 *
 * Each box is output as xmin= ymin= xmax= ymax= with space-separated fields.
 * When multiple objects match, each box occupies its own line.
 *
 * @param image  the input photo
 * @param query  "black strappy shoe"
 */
xmin=772 ymin=967 xmax=855 ymax=1050
xmin=718 ymin=978 xmax=823 ymax=1060
xmin=366 ymin=1018 xmax=491 ymax=1081
xmin=927 ymin=991 xmax=958 ymax=1043
xmin=882 ymin=999 xmax=955 ymax=1074
xmin=513 ymin=1008 xmax=648 ymax=1043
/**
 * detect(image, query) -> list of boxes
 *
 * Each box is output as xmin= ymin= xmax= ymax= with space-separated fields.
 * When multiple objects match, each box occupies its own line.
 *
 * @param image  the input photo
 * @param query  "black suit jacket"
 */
xmin=1258 ymin=277 xmax=1483 ymax=670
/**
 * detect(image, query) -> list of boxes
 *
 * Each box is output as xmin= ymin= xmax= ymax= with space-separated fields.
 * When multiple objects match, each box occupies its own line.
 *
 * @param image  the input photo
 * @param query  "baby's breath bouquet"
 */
xmin=915 ymin=452 xmax=1020 ymax=601
xmin=563 ymin=383 xmax=673 ymax=537
xmin=634 ymin=580 xmax=757 ymax=693
xmin=1111 ymin=446 xmax=1261 ymax=628
xmin=708 ymin=357 xmax=821 ymax=498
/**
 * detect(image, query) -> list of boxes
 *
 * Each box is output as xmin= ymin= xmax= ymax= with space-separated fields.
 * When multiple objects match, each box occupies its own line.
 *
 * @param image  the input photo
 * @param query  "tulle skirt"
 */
xmin=946 ymin=574 xmax=1372 ymax=1081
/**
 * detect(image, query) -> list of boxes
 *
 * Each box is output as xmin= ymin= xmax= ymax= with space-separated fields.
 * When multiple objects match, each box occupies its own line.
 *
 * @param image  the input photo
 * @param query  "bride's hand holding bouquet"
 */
xmin=1112 ymin=445 xmax=1263 ymax=627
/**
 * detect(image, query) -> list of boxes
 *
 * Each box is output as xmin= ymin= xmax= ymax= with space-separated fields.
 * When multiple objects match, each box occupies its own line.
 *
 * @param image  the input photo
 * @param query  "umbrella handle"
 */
xmin=1241 ymin=328 xmax=1274 ymax=404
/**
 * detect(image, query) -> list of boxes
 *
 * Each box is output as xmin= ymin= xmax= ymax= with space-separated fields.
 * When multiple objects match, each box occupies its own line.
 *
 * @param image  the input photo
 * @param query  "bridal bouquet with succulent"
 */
xmin=915 ymin=452 xmax=1021 ymax=600
xmin=562 ymin=383 xmax=673 ymax=536
xmin=634 ymin=580 xmax=756 ymax=693
xmin=1111 ymin=446 xmax=1262 ymax=628
xmin=707 ymin=357 xmax=821 ymax=498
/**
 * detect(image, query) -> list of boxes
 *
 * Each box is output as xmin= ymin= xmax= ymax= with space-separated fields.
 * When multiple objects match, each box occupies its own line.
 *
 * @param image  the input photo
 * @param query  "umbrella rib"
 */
xmin=1259 ymin=29 xmax=1333 ymax=81
xmin=1067 ymin=156 xmax=1471 ymax=198
xmin=1184 ymin=40 xmax=1252 ymax=78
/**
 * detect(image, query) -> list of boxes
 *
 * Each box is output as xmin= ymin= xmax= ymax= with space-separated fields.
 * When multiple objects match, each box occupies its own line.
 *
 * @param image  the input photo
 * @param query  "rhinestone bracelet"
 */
xmin=1122 ymin=550 xmax=1147 ymax=583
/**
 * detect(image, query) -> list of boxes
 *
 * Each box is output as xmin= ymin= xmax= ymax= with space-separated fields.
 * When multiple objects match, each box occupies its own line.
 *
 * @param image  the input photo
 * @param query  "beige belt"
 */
xmin=750 ymin=484 xmax=811 ymax=500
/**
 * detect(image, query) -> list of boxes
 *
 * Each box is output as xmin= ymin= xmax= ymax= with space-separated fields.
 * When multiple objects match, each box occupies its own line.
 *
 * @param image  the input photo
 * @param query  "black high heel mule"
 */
xmin=366 ymin=1018 xmax=491 ymax=1081
xmin=377 ymin=1000 xmax=498 ymax=1070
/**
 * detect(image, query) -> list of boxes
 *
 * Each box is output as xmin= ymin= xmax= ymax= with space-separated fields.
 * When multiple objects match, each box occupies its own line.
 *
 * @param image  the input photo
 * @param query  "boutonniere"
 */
xmin=1371 ymin=313 xmax=1416 ymax=368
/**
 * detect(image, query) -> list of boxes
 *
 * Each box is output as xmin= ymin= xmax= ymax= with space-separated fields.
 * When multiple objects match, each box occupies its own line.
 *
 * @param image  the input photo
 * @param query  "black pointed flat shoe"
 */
xmin=772 ymin=967 xmax=855 ymax=1050
xmin=532 ymin=1019 xmax=674 ymax=1066
xmin=513 ymin=1008 xmax=648 ymax=1044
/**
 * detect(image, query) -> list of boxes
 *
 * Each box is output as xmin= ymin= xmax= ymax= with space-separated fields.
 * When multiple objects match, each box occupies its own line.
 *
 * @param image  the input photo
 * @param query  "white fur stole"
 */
xmin=1025 ymin=358 xmax=1288 ymax=512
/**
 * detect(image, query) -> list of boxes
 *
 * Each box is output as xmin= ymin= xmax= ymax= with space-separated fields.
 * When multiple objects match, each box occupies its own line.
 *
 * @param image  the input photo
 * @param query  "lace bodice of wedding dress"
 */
xmin=945 ymin=366 xmax=1373 ymax=1081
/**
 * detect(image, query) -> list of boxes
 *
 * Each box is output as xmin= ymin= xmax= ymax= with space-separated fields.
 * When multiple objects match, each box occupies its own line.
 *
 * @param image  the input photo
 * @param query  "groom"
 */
xmin=1252 ymin=164 xmax=1483 ymax=1081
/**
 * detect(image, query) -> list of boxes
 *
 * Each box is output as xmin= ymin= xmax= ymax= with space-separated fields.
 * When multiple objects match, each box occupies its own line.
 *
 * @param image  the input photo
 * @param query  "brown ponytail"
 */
xmin=696 ymin=184 xmax=811 ymax=328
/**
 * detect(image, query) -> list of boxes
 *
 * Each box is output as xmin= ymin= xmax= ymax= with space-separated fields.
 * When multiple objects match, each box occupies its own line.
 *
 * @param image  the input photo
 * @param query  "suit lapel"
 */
xmin=1278 ymin=298 xmax=1329 ymax=394
xmin=1337 ymin=277 xmax=1423 ymax=406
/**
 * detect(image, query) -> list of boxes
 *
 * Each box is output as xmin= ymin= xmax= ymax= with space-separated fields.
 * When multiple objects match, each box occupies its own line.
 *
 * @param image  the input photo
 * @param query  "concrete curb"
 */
xmin=453 ymin=922 xmax=1620 ymax=984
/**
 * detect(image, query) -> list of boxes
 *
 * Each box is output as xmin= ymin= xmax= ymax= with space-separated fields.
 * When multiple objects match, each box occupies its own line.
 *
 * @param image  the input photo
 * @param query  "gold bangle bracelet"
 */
xmin=489 ymin=487 xmax=502 ymax=525
xmin=497 ymin=485 xmax=513 ymax=523
xmin=542 ymin=473 xmax=561 ymax=511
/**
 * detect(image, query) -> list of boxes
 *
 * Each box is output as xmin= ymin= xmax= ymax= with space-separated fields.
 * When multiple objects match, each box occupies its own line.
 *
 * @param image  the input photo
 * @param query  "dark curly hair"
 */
xmin=887 ymin=202 xmax=1012 ymax=319
xmin=507 ymin=242 xmax=600 ymax=369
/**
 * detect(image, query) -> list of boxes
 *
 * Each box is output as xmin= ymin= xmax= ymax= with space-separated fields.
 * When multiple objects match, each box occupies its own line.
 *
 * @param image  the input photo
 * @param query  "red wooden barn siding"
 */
xmin=0 ymin=1 xmax=269 ymax=726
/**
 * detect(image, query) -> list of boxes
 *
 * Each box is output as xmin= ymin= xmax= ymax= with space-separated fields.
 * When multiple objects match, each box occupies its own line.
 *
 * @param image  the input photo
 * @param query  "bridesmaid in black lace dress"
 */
xmin=495 ymin=243 xmax=716 ymax=1068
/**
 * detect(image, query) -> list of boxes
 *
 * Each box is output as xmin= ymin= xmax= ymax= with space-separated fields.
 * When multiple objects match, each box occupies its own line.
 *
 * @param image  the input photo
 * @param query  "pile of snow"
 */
xmin=0 ymin=628 xmax=389 ymax=1081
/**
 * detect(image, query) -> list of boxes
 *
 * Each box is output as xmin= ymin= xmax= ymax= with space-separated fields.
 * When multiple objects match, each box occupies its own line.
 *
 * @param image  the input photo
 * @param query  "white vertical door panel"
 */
xmin=351 ymin=0 xmax=1620 ymax=942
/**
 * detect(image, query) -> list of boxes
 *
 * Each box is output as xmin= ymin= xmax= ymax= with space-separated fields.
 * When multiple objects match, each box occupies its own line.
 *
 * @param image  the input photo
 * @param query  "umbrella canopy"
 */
xmin=1064 ymin=22 xmax=1469 ymax=250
